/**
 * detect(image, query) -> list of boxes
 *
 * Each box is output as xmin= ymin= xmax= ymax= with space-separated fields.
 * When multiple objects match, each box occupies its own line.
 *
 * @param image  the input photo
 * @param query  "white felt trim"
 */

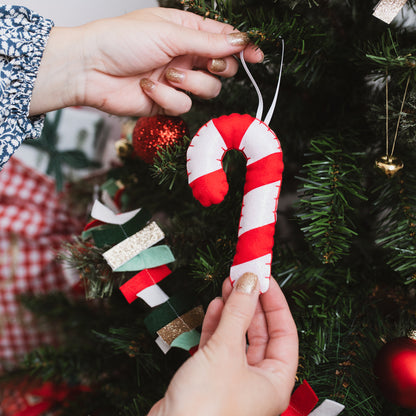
xmin=238 ymin=181 xmax=281 ymax=236
xmin=230 ymin=253 xmax=272 ymax=293
xmin=240 ymin=119 xmax=281 ymax=166
xmin=187 ymin=120 xmax=226 ymax=183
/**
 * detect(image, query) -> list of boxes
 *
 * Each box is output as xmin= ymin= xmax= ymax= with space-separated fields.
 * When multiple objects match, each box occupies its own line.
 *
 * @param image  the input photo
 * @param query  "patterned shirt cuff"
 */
xmin=0 ymin=5 xmax=54 ymax=169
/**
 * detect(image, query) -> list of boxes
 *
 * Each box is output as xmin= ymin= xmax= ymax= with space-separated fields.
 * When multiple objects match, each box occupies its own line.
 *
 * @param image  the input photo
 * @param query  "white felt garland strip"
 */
xmin=91 ymin=200 xmax=141 ymax=225
xmin=101 ymin=190 xmax=121 ymax=214
xmin=137 ymin=285 xmax=169 ymax=308
xmin=155 ymin=336 xmax=171 ymax=354
xmin=308 ymin=400 xmax=345 ymax=416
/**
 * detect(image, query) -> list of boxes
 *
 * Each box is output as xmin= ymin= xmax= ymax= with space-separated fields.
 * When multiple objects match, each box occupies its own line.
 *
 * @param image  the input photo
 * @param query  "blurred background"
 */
xmin=2 ymin=0 xmax=157 ymax=25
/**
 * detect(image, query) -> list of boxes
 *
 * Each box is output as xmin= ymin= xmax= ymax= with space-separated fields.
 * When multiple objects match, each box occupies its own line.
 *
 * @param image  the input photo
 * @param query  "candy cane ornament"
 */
xmin=186 ymin=42 xmax=285 ymax=293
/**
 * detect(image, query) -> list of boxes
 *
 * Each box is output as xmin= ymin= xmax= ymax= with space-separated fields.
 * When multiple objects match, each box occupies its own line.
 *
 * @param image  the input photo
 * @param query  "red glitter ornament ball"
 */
xmin=132 ymin=115 xmax=189 ymax=163
xmin=373 ymin=336 xmax=416 ymax=408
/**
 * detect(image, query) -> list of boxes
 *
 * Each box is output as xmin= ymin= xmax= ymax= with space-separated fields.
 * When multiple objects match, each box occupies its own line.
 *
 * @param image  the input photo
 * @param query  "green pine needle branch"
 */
xmin=295 ymin=135 xmax=366 ymax=264
xmin=372 ymin=170 xmax=416 ymax=284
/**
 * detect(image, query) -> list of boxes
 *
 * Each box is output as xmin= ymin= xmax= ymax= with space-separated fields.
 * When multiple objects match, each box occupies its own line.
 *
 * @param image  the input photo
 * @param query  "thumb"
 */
xmin=213 ymin=273 xmax=260 ymax=347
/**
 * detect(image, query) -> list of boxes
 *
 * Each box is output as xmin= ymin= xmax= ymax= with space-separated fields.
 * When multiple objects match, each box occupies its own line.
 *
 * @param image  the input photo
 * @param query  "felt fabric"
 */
xmin=102 ymin=222 xmax=165 ymax=270
xmin=119 ymin=265 xmax=171 ymax=304
xmin=155 ymin=335 xmax=171 ymax=354
xmin=90 ymin=208 xmax=151 ymax=248
xmin=170 ymin=329 xmax=201 ymax=351
xmin=138 ymin=285 xmax=170 ymax=308
xmin=281 ymin=380 xmax=319 ymax=416
xmin=212 ymin=113 xmax=254 ymax=149
xmin=144 ymin=294 xmax=195 ymax=334
xmin=373 ymin=0 xmax=408 ymax=24
xmin=308 ymin=399 xmax=345 ymax=416
xmin=91 ymin=200 xmax=141 ymax=225
xmin=115 ymin=245 xmax=174 ymax=272
xmin=187 ymin=113 xmax=283 ymax=292
xmin=157 ymin=306 xmax=204 ymax=345
xmin=244 ymin=154 xmax=283 ymax=193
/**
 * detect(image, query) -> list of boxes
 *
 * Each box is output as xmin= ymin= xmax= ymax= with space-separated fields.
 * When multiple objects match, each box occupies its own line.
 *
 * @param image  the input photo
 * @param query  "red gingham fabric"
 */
xmin=1 ymin=381 xmax=55 ymax=416
xmin=0 ymin=158 xmax=83 ymax=371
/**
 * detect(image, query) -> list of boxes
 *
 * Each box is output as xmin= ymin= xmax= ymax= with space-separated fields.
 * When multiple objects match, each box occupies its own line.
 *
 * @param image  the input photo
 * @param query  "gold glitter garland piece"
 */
xmin=157 ymin=305 xmax=205 ymax=345
xmin=373 ymin=0 xmax=408 ymax=24
xmin=103 ymin=221 xmax=165 ymax=270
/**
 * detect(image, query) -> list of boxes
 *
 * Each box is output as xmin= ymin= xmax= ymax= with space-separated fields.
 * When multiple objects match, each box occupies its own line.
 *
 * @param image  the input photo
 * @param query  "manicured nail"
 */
xmin=256 ymin=49 xmax=265 ymax=63
xmin=166 ymin=67 xmax=185 ymax=83
xmin=208 ymin=58 xmax=227 ymax=73
xmin=235 ymin=273 xmax=258 ymax=294
xmin=227 ymin=32 xmax=250 ymax=47
xmin=140 ymin=78 xmax=155 ymax=92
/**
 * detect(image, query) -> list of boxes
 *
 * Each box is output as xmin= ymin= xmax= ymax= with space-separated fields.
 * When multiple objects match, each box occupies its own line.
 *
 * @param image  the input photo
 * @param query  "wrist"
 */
xmin=29 ymin=26 xmax=87 ymax=116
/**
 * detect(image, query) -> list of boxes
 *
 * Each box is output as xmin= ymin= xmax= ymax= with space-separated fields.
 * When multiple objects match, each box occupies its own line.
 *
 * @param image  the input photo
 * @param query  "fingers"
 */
xmin=189 ymin=55 xmax=239 ymax=78
xmin=223 ymin=276 xmax=298 ymax=375
xmin=223 ymin=277 xmax=279 ymax=366
xmin=241 ymin=44 xmax=264 ymax=64
xmin=262 ymin=277 xmax=298 ymax=361
xmin=212 ymin=273 xmax=260 ymax=349
xmin=140 ymin=61 xmax=226 ymax=115
xmin=199 ymin=297 xmax=224 ymax=348
xmin=147 ymin=399 xmax=164 ymax=416
xmin=246 ymin=299 xmax=269 ymax=366
xmin=139 ymin=78 xmax=192 ymax=116
xmin=165 ymin=67 xmax=222 ymax=99
xmin=156 ymin=8 xmax=264 ymax=64
xmin=258 ymin=277 xmax=298 ymax=393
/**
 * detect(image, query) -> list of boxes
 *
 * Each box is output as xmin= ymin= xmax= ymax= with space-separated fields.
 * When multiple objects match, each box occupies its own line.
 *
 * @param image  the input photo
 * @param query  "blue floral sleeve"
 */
xmin=0 ymin=5 xmax=54 ymax=170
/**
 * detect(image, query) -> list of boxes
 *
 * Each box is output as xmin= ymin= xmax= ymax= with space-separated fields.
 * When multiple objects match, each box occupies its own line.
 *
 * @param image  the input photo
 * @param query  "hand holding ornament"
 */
xmin=29 ymin=7 xmax=264 ymax=118
xmin=148 ymin=274 xmax=299 ymax=416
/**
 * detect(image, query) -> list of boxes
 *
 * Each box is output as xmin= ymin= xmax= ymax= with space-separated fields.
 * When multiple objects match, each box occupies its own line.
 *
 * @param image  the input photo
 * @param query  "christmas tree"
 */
xmin=1 ymin=1 xmax=416 ymax=415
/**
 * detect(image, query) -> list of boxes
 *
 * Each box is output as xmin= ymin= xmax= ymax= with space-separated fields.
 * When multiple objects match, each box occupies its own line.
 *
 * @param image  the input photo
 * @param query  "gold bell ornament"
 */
xmin=375 ymin=155 xmax=404 ymax=177
xmin=115 ymin=138 xmax=133 ymax=159
xmin=375 ymin=72 xmax=410 ymax=177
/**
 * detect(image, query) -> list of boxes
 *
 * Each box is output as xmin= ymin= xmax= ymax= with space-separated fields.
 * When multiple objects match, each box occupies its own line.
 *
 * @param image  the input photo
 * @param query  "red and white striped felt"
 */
xmin=0 ymin=158 xmax=83 ymax=370
xmin=187 ymin=113 xmax=284 ymax=293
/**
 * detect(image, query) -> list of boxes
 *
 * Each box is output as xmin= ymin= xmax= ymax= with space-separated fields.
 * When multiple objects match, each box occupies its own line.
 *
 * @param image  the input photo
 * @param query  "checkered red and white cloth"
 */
xmin=0 ymin=158 xmax=83 ymax=370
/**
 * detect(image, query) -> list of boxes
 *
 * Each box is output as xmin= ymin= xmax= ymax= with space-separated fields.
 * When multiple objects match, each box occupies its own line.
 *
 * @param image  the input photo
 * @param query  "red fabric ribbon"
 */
xmin=120 ymin=265 xmax=172 ymax=303
xmin=83 ymin=218 xmax=106 ymax=231
xmin=13 ymin=382 xmax=90 ymax=416
xmin=113 ymin=188 xmax=125 ymax=210
xmin=281 ymin=380 xmax=319 ymax=416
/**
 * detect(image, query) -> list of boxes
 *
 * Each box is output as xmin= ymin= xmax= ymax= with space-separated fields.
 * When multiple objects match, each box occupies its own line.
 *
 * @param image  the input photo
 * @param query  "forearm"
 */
xmin=29 ymin=26 xmax=87 ymax=117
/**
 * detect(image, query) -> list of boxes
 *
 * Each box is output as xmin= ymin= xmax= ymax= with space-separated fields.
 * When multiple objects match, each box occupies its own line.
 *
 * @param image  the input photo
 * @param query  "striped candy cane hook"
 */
xmin=186 ymin=40 xmax=284 ymax=293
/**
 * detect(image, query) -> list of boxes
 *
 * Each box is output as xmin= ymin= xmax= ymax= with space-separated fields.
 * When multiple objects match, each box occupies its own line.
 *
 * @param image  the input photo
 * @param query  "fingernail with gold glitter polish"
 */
xmin=208 ymin=58 xmax=227 ymax=73
xmin=235 ymin=273 xmax=258 ymax=294
xmin=140 ymin=78 xmax=155 ymax=92
xmin=227 ymin=32 xmax=250 ymax=47
xmin=166 ymin=68 xmax=185 ymax=84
